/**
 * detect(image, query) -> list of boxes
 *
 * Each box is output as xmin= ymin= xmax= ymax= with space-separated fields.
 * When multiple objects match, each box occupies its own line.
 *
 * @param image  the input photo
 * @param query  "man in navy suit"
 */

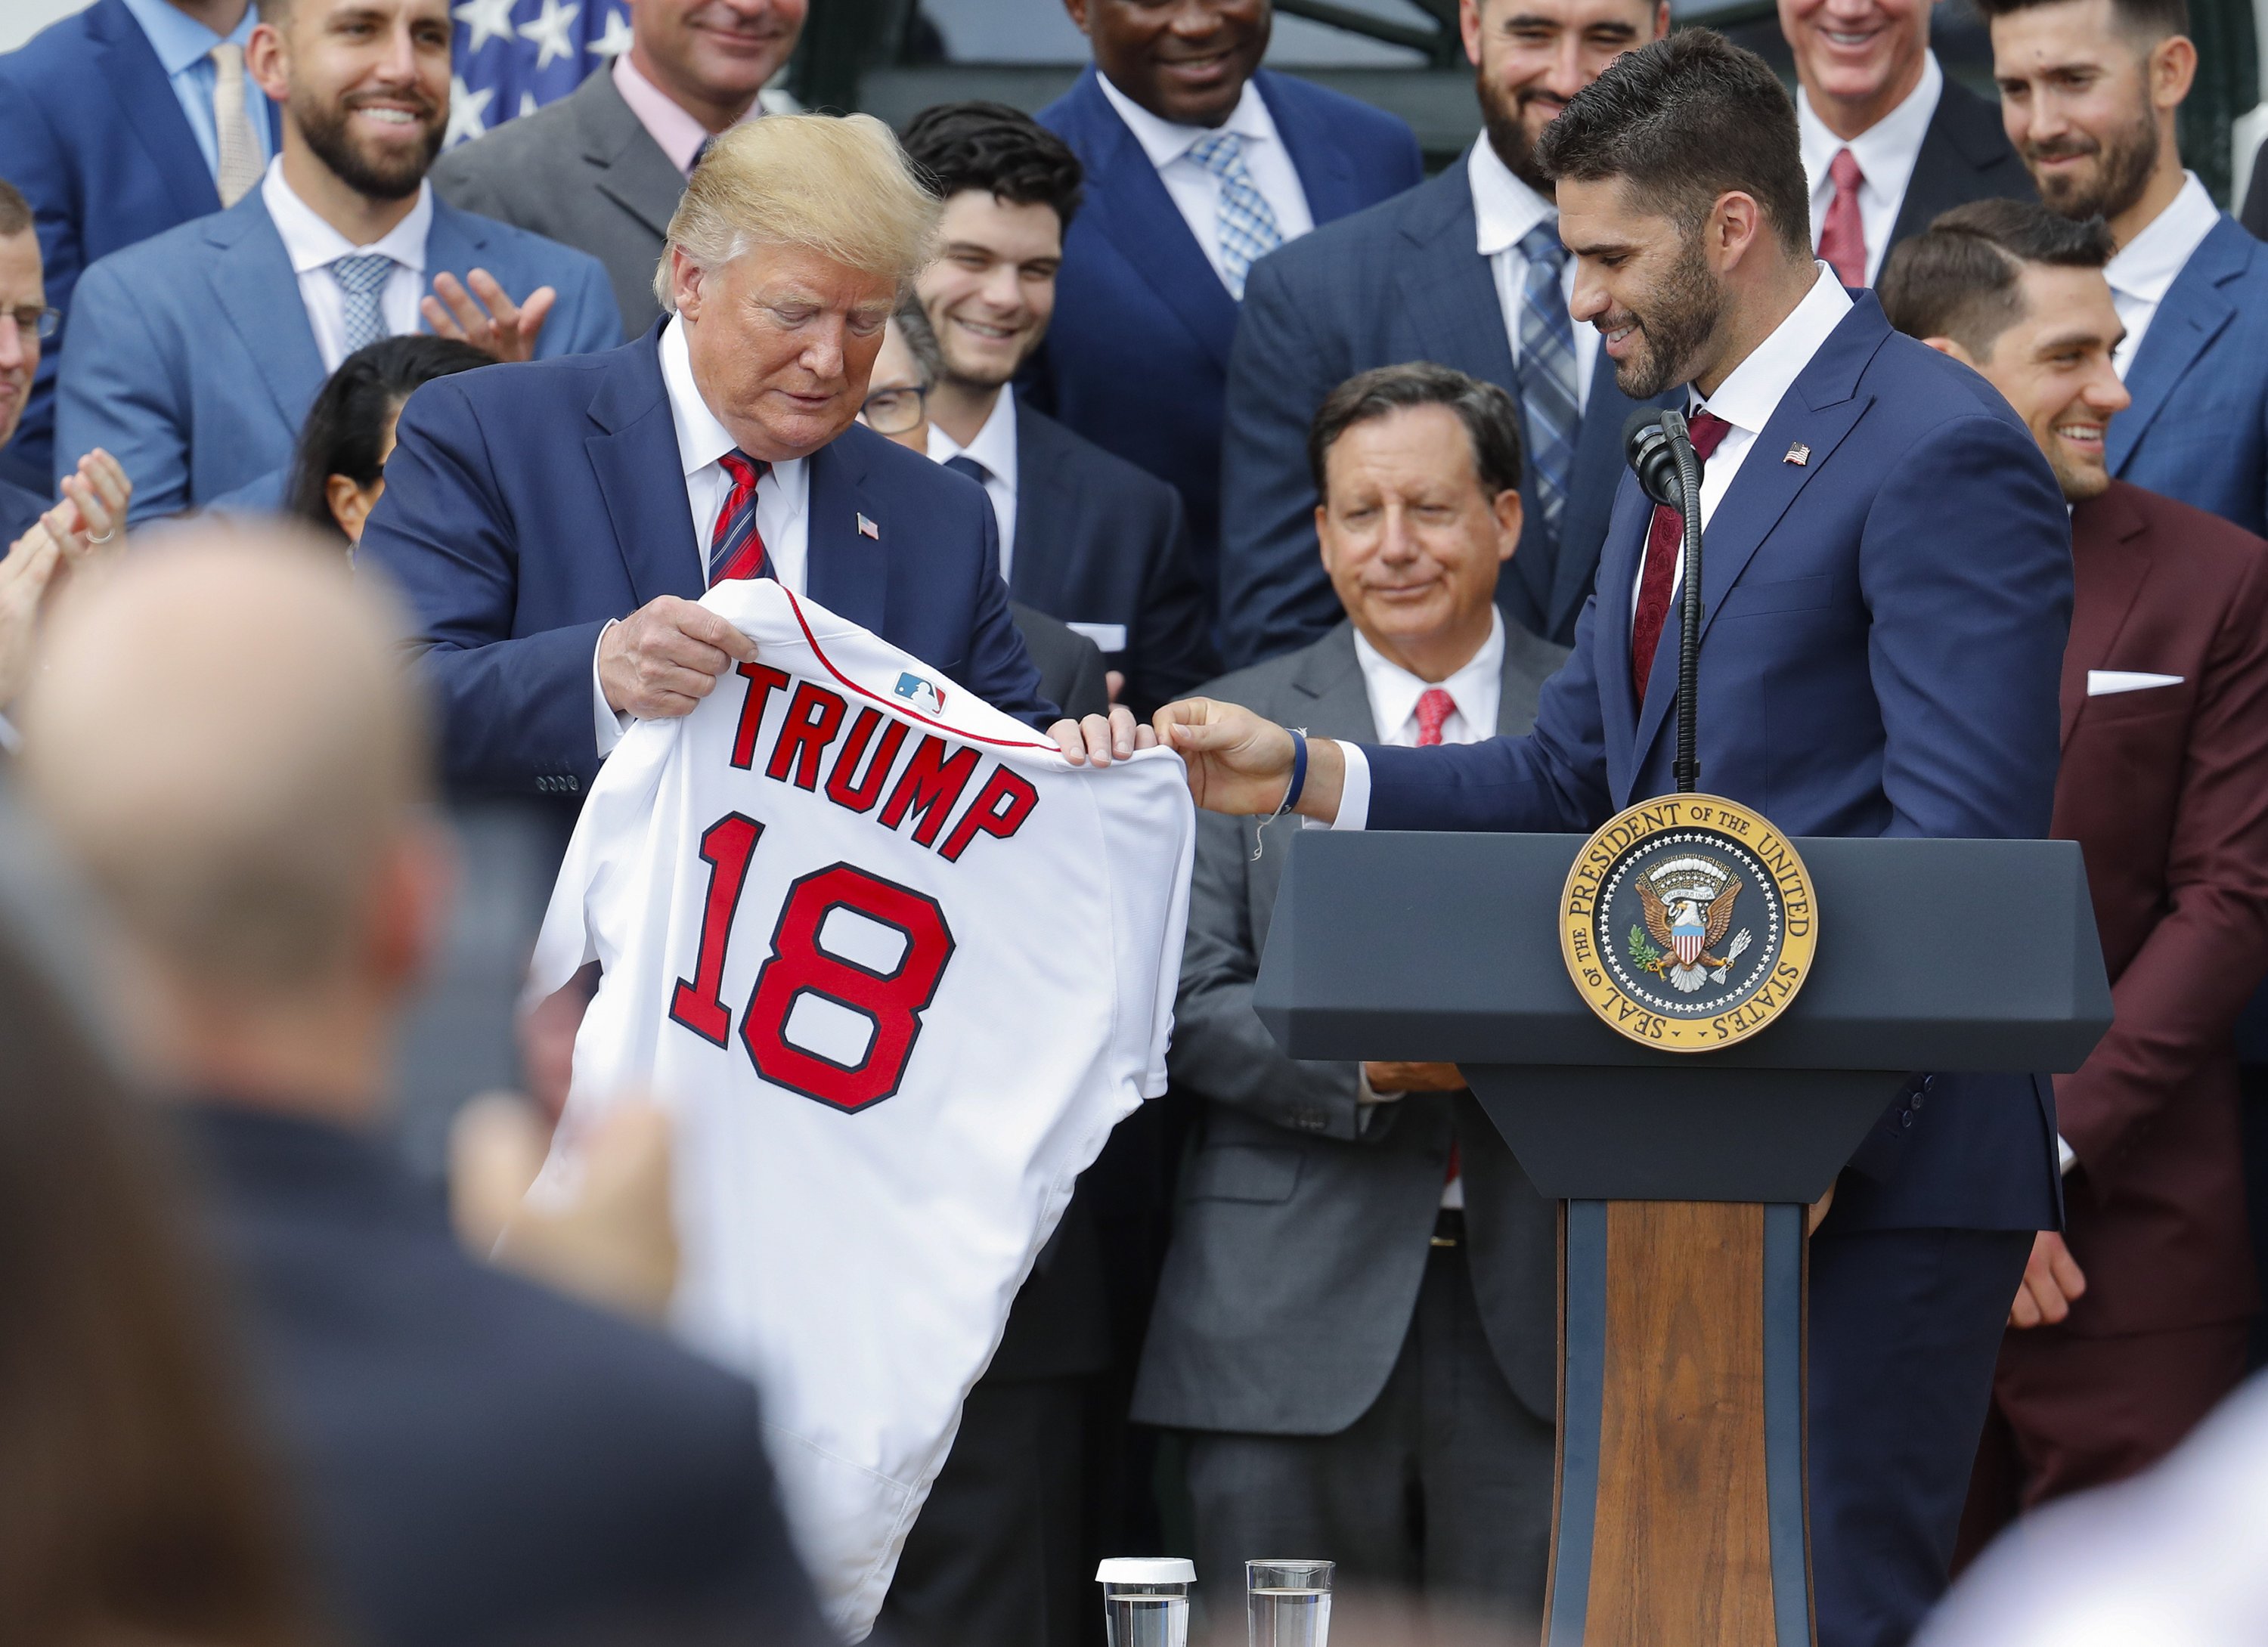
xmin=0 ymin=0 xmax=284 ymax=493
xmin=900 ymin=101 xmax=1216 ymax=720
xmin=1156 ymin=33 xmax=2074 ymax=1647
xmin=1988 ymin=0 xmax=2268 ymax=536
xmin=1033 ymin=0 xmax=1422 ymax=580
xmin=1782 ymin=0 xmax=2034 ymax=290
xmin=55 ymin=0 xmax=619 ymax=523
xmin=359 ymin=113 xmax=1060 ymax=808
xmin=1218 ymin=0 xmax=1672 ymax=667
xmin=20 ymin=530 xmax=831 ymax=1647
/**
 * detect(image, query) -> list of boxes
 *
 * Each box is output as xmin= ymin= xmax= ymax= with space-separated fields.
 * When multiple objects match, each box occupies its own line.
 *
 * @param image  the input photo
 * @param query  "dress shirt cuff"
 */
xmin=1324 ymin=739 xmax=1371 ymax=831
xmin=592 ymin=620 xmax=633 ymax=757
xmin=2057 ymin=1134 xmax=2077 ymax=1175
xmin=1357 ymin=1066 xmax=1403 ymax=1105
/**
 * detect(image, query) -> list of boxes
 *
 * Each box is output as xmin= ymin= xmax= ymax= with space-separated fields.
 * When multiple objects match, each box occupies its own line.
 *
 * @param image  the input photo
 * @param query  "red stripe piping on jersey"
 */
xmin=776 ymin=586 xmax=1060 ymax=753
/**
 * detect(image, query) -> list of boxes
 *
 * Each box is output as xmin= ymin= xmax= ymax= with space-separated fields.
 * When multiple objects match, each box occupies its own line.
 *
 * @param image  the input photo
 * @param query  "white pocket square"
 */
xmin=2088 ymin=670 xmax=2183 ymax=696
xmin=1065 ymin=621 xmax=1129 ymax=652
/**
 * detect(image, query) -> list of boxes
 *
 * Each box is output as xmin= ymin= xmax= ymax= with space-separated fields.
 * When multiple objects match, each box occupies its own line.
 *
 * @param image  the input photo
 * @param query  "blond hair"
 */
xmin=655 ymin=113 xmax=941 ymax=311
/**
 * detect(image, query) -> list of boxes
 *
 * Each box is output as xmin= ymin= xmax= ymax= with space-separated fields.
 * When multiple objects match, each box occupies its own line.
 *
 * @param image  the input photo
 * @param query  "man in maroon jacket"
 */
xmin=1882 ymin=198 xmax=2268 ymax=1542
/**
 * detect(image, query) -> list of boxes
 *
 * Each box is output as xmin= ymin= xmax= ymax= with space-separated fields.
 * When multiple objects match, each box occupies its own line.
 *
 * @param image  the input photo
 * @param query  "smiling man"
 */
xmin=1217 ymin=0 xmax=1671 ymax=668
xmin=1985 ymin=0 xmax=2268 ymax=538
xmin=1779 ymin=0 xmax=2031 ymax=288
xmin=357 ymin=113 xmax=1062 ymax=813
xmin=1881 ymin=197 xmax=2268 ymax=1553
xmin=433 ymin=0 xmax=807 ymax=335
xmin=1154 ymin=33 xmax=2076 ymax=1647
xmin=1034 ymin=0 xmax=1421 ymax=587
xmin=52 ymin=0 xmax=619 ymax=522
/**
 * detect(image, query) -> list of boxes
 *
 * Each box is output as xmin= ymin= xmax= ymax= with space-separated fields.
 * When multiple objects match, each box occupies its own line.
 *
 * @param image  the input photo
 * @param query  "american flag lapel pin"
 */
xmin=857 ymin=512 xmax=880 ymax=540
xmin=1783 ymin=441 xmax=1811 ymax=466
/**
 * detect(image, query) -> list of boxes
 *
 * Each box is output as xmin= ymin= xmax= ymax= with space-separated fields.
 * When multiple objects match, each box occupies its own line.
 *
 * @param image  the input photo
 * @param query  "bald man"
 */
xmin=19 ymin=529 xmax=829 ymax=1647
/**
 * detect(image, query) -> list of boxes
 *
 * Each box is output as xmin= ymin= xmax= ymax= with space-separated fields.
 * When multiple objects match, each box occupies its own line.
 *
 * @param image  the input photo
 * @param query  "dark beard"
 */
xmin=1476 ymin=60 xmax=1557 ymax=196
xmin=1610 ymin=230 xmax=1724 ymax=400
xmin=293 ymin=92 xmax=444 ymax=203
xmin=2025 ymin=99 xmax=2160 ymax=224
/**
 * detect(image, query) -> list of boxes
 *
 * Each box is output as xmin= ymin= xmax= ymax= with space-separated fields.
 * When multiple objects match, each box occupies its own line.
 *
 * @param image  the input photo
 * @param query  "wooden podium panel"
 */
xmin=1548 ymin=1202 xmax=1811 ymax=1647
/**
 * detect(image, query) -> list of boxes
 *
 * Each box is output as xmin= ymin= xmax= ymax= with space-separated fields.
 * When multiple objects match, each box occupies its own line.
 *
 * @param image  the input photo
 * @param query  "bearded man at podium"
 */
xmin=1152 ymin=30 xmax=2074 ymax=1647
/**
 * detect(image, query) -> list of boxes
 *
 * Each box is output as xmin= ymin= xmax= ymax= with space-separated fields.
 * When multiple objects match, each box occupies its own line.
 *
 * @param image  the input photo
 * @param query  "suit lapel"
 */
xmin=1396 ymin=169 xmax=1518 ymax=388
xmin=2109 ymin=215 xmax=2245 ymax=476
xmin=1628 ymin=299 xmax=1885 ymax=772
xmin=1287 ymin=625 xmax=1378 ymax=741
xmin=205 ymin=197 xmax=327 ymax=429
xmin=1008 ymin=409 xmax=1077 ymax=610
xmin=1254 ymin=69 xmax=1354 ymax=222
xmin=1594 ymin=482 xmax=1654 ymax=756
xmin=2059 ymin=485 xmax=2153 ymax=748
xmin=1554 ymin=361 xmax=1662 ymax=637
xmin=422 ymin=194 xmax=490 ymax=282
xmin=90 ymin=0 xmax=220 ymax=221
xmin=1069 ymin=71 xmax=1239 ymax=370
xmin=585 ymin=326 xmax=703 ymax=605
xmin=1887 ymin=80 xmax=2005 ymax=249
xmin=575 ymin=70 xmax=687 ymax=240
xmin=804 ymin=432 xmax=888 ymax=633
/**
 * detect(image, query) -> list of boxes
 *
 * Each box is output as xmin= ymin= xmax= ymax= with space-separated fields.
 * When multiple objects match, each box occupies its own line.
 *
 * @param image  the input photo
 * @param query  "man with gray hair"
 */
xmin=18 ymin=525 xmax=830 ymax=1647
xmin=360 ymin=112 xmax=1129 ymax=813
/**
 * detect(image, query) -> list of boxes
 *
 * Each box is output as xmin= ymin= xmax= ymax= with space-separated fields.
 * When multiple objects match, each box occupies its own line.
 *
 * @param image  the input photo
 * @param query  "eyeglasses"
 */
xmin=2 ymin=307 xmax=60 ymax=342
xmin=861 ymin=385 xmax=926 ymax=437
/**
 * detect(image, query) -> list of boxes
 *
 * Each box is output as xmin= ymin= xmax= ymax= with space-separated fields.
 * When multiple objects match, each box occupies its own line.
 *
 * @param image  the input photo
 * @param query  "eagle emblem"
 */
xmin=1634 ymin=854 xmax=1753 ymax=993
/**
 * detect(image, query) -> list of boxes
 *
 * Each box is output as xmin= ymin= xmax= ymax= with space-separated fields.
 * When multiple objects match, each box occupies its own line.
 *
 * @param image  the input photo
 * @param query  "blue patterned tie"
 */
xmin=1515 ymin=223 xmax=1581 ymax=548
xmin=331 ymin=252 xmax=395 ymax=356
xmin=943 ymin=454 xmax=989 ymax=486
xmin=1186 ymin=130 xmax=1283 ymax=300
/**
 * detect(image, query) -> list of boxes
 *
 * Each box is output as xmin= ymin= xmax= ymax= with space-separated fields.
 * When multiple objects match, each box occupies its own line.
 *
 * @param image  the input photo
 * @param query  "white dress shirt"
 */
xmin=1468 ymin=139 xmax=1597 ymax=407
xmin=1329 ymin=265 xmax=1854 ymax=829
xmin=926 ymin=387 xmax=1021 ymax=577
xmin=1797 ymin=51 xmax=1944 ymax=286
xmin=2105 ymin=171 xmax=2221 ymax=378
xmin=1095 ymin=73 xmax=1316 ymax=293
xmin=591 ymin=314 xmax=812 ymax=756
xmin=261 ymin=159 xmax=431 ymax=375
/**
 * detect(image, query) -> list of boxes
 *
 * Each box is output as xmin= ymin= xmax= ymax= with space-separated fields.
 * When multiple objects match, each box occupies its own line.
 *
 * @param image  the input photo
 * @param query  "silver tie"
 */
xmin=209 ymin=42 xmax=264 ymax=207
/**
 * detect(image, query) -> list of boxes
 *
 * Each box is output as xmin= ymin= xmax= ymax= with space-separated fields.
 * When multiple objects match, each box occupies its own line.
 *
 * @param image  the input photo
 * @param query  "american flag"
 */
xmin=445 ymin=0 xmax=633 ymax=147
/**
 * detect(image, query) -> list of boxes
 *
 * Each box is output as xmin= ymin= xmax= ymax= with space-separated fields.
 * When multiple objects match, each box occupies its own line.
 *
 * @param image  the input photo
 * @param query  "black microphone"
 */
xmin=1623 ymin=407 xmax=1686 ymax=509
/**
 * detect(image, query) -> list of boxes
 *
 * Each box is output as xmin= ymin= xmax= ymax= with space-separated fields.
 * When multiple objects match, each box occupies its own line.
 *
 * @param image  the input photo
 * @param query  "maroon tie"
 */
xmin=1631 ymin=410 xmax=1731 ymax=703
xmin=1818 ymin=148 xmax=1867 ymax=287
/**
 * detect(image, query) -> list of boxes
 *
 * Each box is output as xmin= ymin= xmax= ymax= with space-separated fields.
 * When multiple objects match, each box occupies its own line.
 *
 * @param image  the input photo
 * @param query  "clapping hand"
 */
xmin=0 ymin=448 xmax=132 ymax=709
xmin=422 ymin=268 xmax=557 ymax=363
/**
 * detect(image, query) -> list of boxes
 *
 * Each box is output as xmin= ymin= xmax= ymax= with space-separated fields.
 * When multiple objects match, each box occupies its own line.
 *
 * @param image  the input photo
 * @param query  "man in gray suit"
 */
xmin=430 ymin=0 xmax=806 ymax=336
xmin=1136 ymin=362 xmax=1566 ymax=1619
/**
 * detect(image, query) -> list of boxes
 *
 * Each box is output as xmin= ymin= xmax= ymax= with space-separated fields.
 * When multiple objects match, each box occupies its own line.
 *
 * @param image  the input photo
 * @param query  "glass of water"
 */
xmin=1247 ymin=1559 xmax=1334 ymax=1647
xmin=1097 ymin=1557 xmax=1194 ymax=1647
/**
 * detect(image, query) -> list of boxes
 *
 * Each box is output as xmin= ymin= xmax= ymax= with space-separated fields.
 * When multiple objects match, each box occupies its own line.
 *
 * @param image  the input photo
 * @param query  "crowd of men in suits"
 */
xmin=5 ymin=0 xmax=2268 ymax=1642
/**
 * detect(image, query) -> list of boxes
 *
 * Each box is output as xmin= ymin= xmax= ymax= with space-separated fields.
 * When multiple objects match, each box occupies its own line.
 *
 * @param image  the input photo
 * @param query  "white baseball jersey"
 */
xmin=528 ymin=581 xmax=1194 ymax=1639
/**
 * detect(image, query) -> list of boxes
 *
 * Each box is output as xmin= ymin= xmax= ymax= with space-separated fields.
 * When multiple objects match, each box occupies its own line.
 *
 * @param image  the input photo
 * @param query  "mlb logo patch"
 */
xmin=894 ymin=673 xmax=947 ymax=715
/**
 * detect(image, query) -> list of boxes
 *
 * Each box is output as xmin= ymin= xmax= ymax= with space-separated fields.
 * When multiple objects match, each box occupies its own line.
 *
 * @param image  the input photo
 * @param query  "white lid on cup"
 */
xmin=1096 ymin=1558 xmax=1196 ymax=1586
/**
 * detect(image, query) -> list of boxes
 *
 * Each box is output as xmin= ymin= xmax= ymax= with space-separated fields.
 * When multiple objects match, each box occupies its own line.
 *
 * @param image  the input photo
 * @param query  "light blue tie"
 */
xmin=1515 ymin=222 xmax=1581 ymax=549
xmin=1186 ymin=130 xmax=1284 ymax=301
xmin=331 ymin=252 xmax=395 ymax=357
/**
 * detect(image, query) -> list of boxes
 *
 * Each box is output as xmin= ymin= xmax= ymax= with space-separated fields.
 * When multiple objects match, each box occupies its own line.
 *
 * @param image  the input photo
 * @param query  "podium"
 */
xmin=1252 ymin=830 xmax=2110 ymax=1647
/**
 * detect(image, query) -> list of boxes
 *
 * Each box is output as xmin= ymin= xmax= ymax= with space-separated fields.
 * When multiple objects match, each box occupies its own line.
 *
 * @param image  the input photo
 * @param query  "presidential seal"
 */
xmin=1560 ymin=794 xmax=1817 ymax=1051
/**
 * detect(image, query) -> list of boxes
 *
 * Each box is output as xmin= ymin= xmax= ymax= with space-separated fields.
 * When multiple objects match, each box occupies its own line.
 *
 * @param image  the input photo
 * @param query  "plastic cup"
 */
xmin=1098 ymin=1556 xmax=1195 ymax=1647
xmin=1246 ymin=1559 xmax=1334 ymax=1647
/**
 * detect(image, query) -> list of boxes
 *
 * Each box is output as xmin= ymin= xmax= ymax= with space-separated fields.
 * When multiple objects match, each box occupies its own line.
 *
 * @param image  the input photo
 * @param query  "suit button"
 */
xmin=1910 ymin=1094 xmax=1926 ymax=1112
xmin=1922 ymin=1075 xmax=1937 ymax=1093
xmin=565 ymin=776 xmax=580 ymax=794
xmin=1899 ymin=1110 xmax=1916 ymax=1128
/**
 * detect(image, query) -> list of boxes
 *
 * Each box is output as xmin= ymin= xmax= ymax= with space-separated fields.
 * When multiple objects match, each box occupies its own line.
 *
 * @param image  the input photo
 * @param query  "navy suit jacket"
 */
xmin=57 ymin=187 xmax=620 ymax=522
xmin=0 ymin=474 xmax=45 ymax=547
xmin=1033 ymin=67 xmax=1422 ymax=571
xmin=0 ymin=0 xmax=283 ymax=490
xmin=1362 ymin=296 xmax=2073 ymax=1233
xmin=358 ymin=325 xmax=1051 ymax=800
xmin=184 ymin=1105 xmax=829 ymax=1647
xmin=2110 ymin=214 xmax=2268 ymax=537
xmin=1882 ymin=76 xmax=2036 ymax=255
xmin=1219 ymin=155 xmax=1672 ymax=667
xmin=1009 ymin=398 xmax=1216 ymax=717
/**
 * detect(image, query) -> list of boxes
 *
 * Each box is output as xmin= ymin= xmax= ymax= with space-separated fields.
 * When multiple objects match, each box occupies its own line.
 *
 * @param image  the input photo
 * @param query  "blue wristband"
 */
xmin=1275 ymin=727 xmax=1309 ymax=818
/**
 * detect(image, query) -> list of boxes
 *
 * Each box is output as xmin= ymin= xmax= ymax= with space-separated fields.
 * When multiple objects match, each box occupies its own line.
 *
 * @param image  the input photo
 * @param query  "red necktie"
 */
xmin=1631 ymin=410 xmax=1732 ymax=703
xmin=1818 ymin=147 xmax=1867 ymax=287
xmin=1414 ymin=686 xmax=1454 ymax=747
xmin=708 ymin=450 xmax=775 ymax=586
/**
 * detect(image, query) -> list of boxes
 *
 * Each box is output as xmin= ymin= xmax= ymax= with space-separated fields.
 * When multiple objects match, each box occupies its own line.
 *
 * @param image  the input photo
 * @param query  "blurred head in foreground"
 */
xmin=0 ymin=810 xmax=311 ymax=1643
xmin=20 ymin=525 xmax=447 ymax=1123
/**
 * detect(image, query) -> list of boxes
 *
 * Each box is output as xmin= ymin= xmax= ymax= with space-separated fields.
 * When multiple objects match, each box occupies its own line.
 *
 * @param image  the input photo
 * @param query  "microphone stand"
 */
xmin=1659 ymin=410 xmax=1704 ymax=796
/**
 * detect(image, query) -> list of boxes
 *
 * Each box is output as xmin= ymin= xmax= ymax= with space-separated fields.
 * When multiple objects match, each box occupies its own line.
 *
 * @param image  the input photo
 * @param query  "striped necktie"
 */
xmin=709 ymin=450 xmax=776 ymax=585
xmin=1515 ymin=223 xmax=1581 ymax=553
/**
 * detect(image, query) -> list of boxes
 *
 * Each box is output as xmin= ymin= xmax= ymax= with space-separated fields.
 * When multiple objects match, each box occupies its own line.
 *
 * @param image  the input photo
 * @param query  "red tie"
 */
xmin=1631 ymin=410 xmax=1731 ymax=703
xmin=1414 ymin=686 xmax=1454 ymax=747
xmin=1818 ymin=147 xmax=1867 ymax=287
xmin=708 ymin=450 xmax=774 ymax=586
